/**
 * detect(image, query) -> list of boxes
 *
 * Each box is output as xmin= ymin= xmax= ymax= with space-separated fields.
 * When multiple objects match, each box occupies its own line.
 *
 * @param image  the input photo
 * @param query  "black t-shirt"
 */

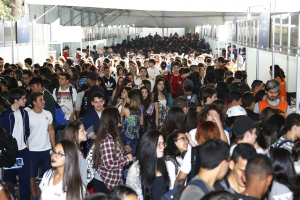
xmin=103 ymin=76 xmax=116 ymax=96
xmin=214 ymin=170 xmax=237 ymax=194
xmin=234 ymin=193 xmax=260 ymax=200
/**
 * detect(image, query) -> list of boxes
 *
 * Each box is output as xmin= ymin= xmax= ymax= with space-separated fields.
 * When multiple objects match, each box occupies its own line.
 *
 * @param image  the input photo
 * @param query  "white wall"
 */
xmin=140 ymin=28 xmax=185 ymax=38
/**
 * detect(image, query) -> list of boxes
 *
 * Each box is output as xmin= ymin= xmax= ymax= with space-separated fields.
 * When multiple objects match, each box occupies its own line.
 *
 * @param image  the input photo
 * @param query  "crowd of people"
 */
xmin=0 ymin=32 xmax=299 ymax=200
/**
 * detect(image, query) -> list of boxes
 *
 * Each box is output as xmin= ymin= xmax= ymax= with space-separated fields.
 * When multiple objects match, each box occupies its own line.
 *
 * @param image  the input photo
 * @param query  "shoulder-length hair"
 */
xmin=160 ymin=107 xmax=185 ymax=141
xmin=164 ymin=131 xmax=186 ymax=163
xmin=51 ymin=140 xmax=85 ymax=200
xmin=195 ymin=121 xmax=221 ymax=145
xmin=152 ymin=78 xmax=169 ymax=106
xmin=92 ymin=107 xmax=124 ymax=169
xmin=140 ymin=86 xmax=153 ymax=111
xmin=271 ymin=148 xmax=300 ymax=193
xmin=137 ymin=130 xmax=169 ymax=200
xmin=127 ymin=90 xmax=141 ymax=111
xmin=64 ymin=121 xmax=83 ymax=150
xmin=117 ymin=77 xmax=134 ymax=98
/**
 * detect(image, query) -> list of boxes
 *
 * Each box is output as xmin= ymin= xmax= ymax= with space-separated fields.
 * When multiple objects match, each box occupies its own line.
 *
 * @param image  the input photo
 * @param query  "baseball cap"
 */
xmin=79 ymin=78 xmax=87 ymax=88
xmin=183 ymin=79 xmax=193 ymax=87
xmin=226 ymin=105 xmax=247 ymax=117
xmin=86 ymin=71 xmax=97 ymax=81
xmin=232 ymin=117 xmax=261 ymax=136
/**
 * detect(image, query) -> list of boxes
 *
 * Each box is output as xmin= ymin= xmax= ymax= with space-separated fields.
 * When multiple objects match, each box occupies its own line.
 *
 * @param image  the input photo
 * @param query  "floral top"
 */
xmin=120 ymin=107 xmax=143 ymax=140
xmin=126 ymin=161 xmax=143 ymax=200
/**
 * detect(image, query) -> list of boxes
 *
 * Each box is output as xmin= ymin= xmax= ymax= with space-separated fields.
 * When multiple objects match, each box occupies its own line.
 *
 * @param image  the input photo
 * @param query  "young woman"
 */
xmin=111 ymin=77 xmax=124 ymax=104
xmin=159 ymin=61 xmax=187 ymax=99
xmin=67 ymin=67 xmax=79 ymax=90
xmin=129 ymin=64 xmax=139 ymax=80
xmin=270 ymin=148 xmax=300 ymax=200
xmin=152 ymin=78 xmax=169 ymax=130
xmin=120 ymin=90 xmax=143 ymax=157
xmin=126 ymin=130 xmax=169 ymax=200
xmin=164 ymin=131 xmax=188 ymax=189
xmin=64 ymin=121 xmax=88 ymax=186
xmin=115 ymin=87 xmax=132 ymax=113
xmin=160 ymin=107 xmax=185 ymax=141
xmin=86 ymin=107 xmax=133 ymax=193
xmin=135 ymin=67 xmax=154 ymax=91
xmin=140 ymin=86 xmax=157 ymax=131
xmin=270 ymin=65 xmax=287 ymax=102
xmin=39 ymin=140 xmax=85 ymax=200
xmin=114 ymin=66 xmax=125 ymax=83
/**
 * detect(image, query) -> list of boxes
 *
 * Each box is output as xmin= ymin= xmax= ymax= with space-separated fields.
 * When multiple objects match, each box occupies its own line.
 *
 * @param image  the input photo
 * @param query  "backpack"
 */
xmin=269 ymin=139 xmax=293 ymax=156
xmin=0 ymin=129 xmax=18 ymax=168
xmin=184 ymin=94 xmax=197 ymax=107
xmin=161 ymin=179 xmax=209 ymax=200
xmin=231 ymin=82 xmax=248 ymax=94
xmin=54 ymin=101 xmax=67 ymax=130
xmin=187 ymin=145 xmax=201 ymax=182
xmin=79 ymin=91 xmax=88 ymax=118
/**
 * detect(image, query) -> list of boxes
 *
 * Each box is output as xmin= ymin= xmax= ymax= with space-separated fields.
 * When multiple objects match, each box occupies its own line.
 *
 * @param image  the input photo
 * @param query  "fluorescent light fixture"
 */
xmin=133 ymin=24 xmax=135 ymax=26
xmin=101 ymin=23 xmax=104 ymax=26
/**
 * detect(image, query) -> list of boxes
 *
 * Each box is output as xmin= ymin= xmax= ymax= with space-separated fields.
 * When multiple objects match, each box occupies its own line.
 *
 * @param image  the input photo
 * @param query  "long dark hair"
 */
xmin=137 ymin=130 xmax=169 ymax=200
xmin=164 ymin=131 xmax=186 ymax=164
xmin=160 ymin=107 xmax=185 ymax=141
xmin=117 ymin=77 xmax=133 ymax=98
xmin=0 ymin=181 xmax=12 ymax=200
xmin=264 ymin=114 xmax=285 ymax=139
xmin=92 ymin=107 xmax=124 ymax=169
xmin=185 ymin=111 xmax=199 ymax=133
xmin=271 ymin=148 xmax=300 ymax=197
xmin=152 ymin=78 xmax=169 ymax=106
xmin=64 ymin=121 xmax=83 ymax=150
xmin=140 ymin=86 xmax=153 ymax=111
xmin=51 ymin=140 xmax=85 ymax=200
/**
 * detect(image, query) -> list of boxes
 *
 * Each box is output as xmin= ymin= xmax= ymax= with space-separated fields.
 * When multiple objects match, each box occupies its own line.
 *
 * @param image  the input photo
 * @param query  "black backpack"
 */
xmin=0 ymin=128 xmax=18 ymax=167
xmin=187 ymin=145 xmax=202 ymax=182
xmin=231 ymin=82 xmax=248 ymax=94
xmin=79 ymin=91 xmax=88 ymax=118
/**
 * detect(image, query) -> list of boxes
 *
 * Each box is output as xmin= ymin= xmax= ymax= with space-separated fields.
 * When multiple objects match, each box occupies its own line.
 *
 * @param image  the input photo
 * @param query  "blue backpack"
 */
xmin=161 ymin=179 xmax=209 ymax=200
xmin=54 ymin=101 xmax=67 ymax=130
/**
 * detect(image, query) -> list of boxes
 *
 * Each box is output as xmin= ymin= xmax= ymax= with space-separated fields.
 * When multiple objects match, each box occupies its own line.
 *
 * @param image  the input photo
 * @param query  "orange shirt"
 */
xmin=275 ymin=78 xmax=287 ymax=102
xmin=258 ymin=99 xmax=288 ymax=117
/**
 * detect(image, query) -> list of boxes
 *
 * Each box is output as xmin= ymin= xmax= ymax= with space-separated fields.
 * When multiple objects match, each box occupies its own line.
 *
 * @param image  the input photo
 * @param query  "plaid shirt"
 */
xmin=89 ymin=135 xmax=130 ymax=189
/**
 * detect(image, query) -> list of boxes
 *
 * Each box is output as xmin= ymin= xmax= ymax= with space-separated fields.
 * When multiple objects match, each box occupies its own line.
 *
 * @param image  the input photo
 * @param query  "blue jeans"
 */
xmin=121 ymin=136 xmax=138 ymax=157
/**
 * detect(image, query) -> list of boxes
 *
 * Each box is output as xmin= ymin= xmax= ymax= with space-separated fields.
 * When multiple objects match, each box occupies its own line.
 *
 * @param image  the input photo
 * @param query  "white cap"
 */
xmin=226 ymin=105 xmax=247 ymax=117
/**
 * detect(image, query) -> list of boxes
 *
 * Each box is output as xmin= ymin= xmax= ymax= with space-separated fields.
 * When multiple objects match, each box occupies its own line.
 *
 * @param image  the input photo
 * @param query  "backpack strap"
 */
xmin=188 ymin=180 xmax=209 ymax=194
xmin=276 ymin=139 xmax=293 ymax=149
xmin=165 ymin=157 xmax=179 ymax=175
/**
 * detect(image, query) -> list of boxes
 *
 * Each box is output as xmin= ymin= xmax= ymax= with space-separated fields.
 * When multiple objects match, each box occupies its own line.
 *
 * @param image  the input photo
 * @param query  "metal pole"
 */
xmin=32 ymin=22 xmax=34 ymax=64
xmin=272 ymin=16 xmax=275 ymax=79
xmin=162 ymin=11 xmax=164 ymax=40
xmin=89 ymin=27 xmax=91 ymax=57
xmin=256 ymin=48 xmax=259 ymax=79
xmin=61 ymin=42 xmax=63 ymax=59
xmin=35 ymin=5 xmax=58 ymax=22
xmin=286 ymin=14 xmax=291 ymax=92
xmin=296 ymin=54 xmax=300 ymax=114
xmin=11 ymin=21 xmax=14 ymax=63
xmin=230 ymin=42 xmax=233 ymax=70
xmin=218 ymin=40 xmax=220 ymax=58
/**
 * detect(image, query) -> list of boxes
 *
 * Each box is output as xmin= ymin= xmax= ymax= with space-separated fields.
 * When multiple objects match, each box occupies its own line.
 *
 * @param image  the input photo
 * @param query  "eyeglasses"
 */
xmin=175 ymin=137 xmax=188 ymax=142
xmin=157 ymin=143 xmax=167 ymax=148
xmin=50 ymin=149 xmax=65 ymax=159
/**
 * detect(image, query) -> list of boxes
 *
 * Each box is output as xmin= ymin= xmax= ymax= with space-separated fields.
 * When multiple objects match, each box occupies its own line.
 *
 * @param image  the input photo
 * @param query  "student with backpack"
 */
xmin=0 ymin=88 xmax=31 ymax=200
xmin=52 ymin=72 xmax=77 ymax=141
xmin=181 ymin=80 xmax=199 ymax=107
xmin=179 ymin=139 xmax=229 ymax=200
xmin=75 ymin=78 xmax=90 ymax=119
xmin=228 ymin=71 xmax=250 ymax=93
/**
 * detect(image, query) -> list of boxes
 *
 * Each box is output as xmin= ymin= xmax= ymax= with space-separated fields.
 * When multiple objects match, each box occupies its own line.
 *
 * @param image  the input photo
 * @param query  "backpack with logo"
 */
xmin=0 ymin=127 xmax=18 ymax=168
xmin=161 ymin=178 xmax=209 ymax=200
xmin=232 ymin=82 xmax=248 ymax=94
xmin=184 ymin=94 xmax=197 ymax=107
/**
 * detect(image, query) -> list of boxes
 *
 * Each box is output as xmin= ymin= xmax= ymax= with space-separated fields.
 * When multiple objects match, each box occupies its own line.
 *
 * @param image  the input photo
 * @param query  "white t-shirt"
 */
xmin=166 ymin=157 xmax=183 ymax=190
xmin=147 ymin=67 xmax=160 ymax=78
xmin=180 ymin=128 xmax=230 ymax=175
xmin=28 ymin=109 xmax=53 ymax=151
xmin=40 ymin=170 xmax=85 ymax=200
xmin=12 ymin=109 xmax=27 ymax=150
xmin=53 ymin=87 xmax=77 ymax=120
xmin=75 ymin=91 xmax=85 ymax=111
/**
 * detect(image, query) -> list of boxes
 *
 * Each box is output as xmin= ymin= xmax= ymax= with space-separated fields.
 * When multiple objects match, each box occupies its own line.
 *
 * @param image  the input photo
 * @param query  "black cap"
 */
xmin=232 ymin=117 xmax=261 ymax=136
xmin=87 ymin=71 xmax=97 ymax=81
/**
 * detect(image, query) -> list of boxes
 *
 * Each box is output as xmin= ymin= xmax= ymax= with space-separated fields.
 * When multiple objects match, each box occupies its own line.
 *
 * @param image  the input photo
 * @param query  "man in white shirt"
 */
xmin=53 ymin=72 xmax=77 ymax=141
xmin=0 ymin=88 xmax=31 ymax=200
xmin=147 ymin=58 xmax=160 ymax=78
xmin=28 ymin=92 xmax=55 ymax=200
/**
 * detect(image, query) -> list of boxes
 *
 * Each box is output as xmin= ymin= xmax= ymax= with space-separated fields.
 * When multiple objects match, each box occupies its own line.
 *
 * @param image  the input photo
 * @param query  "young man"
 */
xmin=251 ymin=80 xmax=264 ymax=96
xmin=267 ymin=113 xmax=300 ymax=154
xmin=24 ymin=57 xmax=33 ymax=71
xmin=75 ymin=78 xmax=90 ymax=119
xmin=82 ymin=92 xmax=105 ymax=150
xmin=227 ymin=91 xmax=242 ymax=109
xmin=103 ymin=66 xmax=116 ymax=97
xmin=0 ymin=88 xmax=31 ymax=200
xmin=229 ymin=71 xmax=250 ymax=93
xmin=60 ymin=46 xmax=70 ymax=59
xmin=231 ymin=117 xmax=263 ymax=155
xmin=234 ymin=155 xmax=273 ymax=200
xmin=242 ymin=93 xmax=260 ymax=121
xmin=182 ymin=79 xmax=199 ymax=107
xmin=214 ymin=143 xmax=257 ymax=194
xmin=0 ymin=57 xmax=4 ymax=72
xmin=63 ymin=58 xmax=73 ymax=71
xmin=21 ymin=70 xmax=33 ymax=91
xmin=180 ymin=139 xmax=229 ymax=200
xmin=28 ymin=92 xmax=55 ymax=200
xmin=147 ymin=58 xmax=160 ymax=78
xmin=217 ymin=57 xmax=228 ymax=71
xmin=30 ymin=77 xmax=56 ymax=129
xmin=254 ymin=79 xmax=290 ymax=117
xmin=202 ymin=87 xmax=218 ymax=105
xmin=173 ymin=97 xmax=188 ymax=116
xmin=53 ymin=72 xmax=77 ymax=140
xmin=86 ymin=71 xmax=106 ymax=113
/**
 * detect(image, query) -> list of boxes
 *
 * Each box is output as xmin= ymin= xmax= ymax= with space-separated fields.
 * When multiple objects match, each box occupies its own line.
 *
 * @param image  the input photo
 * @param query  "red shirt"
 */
xmin=59 ymin=51 xmax=70 ymax=59
xmin=164 ymin=74 xmax=185 ymax=99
